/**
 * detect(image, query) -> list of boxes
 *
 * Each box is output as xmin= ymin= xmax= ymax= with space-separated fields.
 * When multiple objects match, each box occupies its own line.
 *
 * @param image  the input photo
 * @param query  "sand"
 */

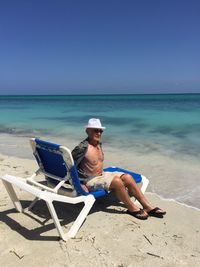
xmin=0 ymin=154 xmax=200 ymax=267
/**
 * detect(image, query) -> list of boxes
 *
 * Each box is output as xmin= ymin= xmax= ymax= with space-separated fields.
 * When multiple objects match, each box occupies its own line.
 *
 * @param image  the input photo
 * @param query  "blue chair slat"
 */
xmin=35 ymin=139 xmax=67 ymax=178
xmin=90 ymin=189 xmax=108 ymax=198
xmin=70 ymin=166 xmax=88 ymax=195
xmin=35 ymin=138 xmax=60 ymax=150
xmin=103 ymin=167 xmax=142 ymax=184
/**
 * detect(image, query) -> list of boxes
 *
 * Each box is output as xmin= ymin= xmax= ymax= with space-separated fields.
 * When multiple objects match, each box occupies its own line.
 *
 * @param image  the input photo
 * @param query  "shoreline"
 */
xmin=0 ymin=149 xmax=200 ymax=214
xmin=147 ymin=192 xmax=200 ymax=213
xmin=1 ymin=149 xmax=199 ymax=213
xmin=0 ymin=132 xmax=200 ymax=210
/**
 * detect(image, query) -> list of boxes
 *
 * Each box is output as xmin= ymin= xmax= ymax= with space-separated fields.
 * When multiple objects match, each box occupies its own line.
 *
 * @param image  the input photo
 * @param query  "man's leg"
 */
xmin=109 ymin=176 xmax=148 ymax=219
xmin=120 ymin=174 xmax=166 ymax=215
xmin=120 ymin=174 xmax=153 ymax=210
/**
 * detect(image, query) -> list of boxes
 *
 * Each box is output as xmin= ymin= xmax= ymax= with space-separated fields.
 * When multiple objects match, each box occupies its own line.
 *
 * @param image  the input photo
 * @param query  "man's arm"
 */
xmin=71 ymin=141 xmax=90 ymax=189
xmin=71 ymin=145 xmax=81 ymax=163
xmin=71 ymin=139 xmax=88 ymax=167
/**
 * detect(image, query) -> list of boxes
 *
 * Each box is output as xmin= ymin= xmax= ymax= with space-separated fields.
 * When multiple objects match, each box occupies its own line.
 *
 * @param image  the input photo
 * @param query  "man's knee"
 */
xmin=110 ymin=176 xmax=124 ymax=189
xmin=121 ymin=174 xmax=133 ymax=183
xmin=121 ymin=174 xmax=138 ymax=188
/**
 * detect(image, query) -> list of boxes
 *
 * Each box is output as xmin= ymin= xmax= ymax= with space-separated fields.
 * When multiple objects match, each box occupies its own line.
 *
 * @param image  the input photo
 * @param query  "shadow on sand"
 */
xmin=0 ymin=192 xmax=127 ymax=242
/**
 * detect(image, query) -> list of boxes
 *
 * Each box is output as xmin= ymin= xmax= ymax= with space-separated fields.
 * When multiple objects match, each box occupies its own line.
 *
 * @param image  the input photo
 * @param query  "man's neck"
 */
xmin=88 ymin=138 xmax=99 ymax=147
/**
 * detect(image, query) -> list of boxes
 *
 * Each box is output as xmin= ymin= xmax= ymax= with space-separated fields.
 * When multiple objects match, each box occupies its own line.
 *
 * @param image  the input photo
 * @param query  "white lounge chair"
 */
xmin=0 ymin=138 xmax=149 ymax=241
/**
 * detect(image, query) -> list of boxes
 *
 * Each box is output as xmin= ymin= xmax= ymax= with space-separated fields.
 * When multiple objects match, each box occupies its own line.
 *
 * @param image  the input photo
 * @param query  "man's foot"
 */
xmin=147 ymin=207 xmax=166 ymax=218
xmin=126 ymin=209 xmax=148 ymax=220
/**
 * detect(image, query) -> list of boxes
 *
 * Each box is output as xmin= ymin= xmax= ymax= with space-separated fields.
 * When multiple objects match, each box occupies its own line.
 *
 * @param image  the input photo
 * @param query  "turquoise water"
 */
xmin=0 ymin=94 xmax=200 ymax=209
xmin=0 ymin=94 xmax=200 ymax=156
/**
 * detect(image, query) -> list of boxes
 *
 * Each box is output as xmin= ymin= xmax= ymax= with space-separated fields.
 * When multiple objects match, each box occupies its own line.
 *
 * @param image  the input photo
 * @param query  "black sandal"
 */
xmin=147 ymin=207 xmax=166 ymax=218
xmin=126 ymin=209 xmax=148 ymax=220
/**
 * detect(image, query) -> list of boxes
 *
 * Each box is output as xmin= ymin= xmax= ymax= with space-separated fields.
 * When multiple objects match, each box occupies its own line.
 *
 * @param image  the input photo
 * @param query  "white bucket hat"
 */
xmin=85 ymin=118 xmax=106 ymax=130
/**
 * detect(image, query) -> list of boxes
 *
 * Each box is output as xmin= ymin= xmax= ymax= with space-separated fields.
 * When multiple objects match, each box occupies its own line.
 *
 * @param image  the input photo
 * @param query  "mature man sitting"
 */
xmin=72 ymin=118 xmax=166 ymax=220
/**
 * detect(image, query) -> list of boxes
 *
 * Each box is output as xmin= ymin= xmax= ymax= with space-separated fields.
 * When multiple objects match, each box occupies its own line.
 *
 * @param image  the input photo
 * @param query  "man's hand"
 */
xmin=81 ymin=184 xmax=89 ymax=193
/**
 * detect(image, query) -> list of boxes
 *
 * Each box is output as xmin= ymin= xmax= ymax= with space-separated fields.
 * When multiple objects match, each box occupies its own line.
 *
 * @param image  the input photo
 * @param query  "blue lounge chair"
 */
xmin=0 ymin=138 xmax=149 ymax=241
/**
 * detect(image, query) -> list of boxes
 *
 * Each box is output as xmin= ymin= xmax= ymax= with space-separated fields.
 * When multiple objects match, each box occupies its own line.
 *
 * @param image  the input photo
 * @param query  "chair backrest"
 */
xmin=30 ymin=138 xmax=88 ymax=196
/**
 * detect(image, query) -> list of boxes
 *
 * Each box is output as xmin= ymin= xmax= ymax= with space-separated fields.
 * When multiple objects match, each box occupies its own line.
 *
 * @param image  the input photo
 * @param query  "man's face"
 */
xmin=86 ymin=128 xmax=103 ymax=142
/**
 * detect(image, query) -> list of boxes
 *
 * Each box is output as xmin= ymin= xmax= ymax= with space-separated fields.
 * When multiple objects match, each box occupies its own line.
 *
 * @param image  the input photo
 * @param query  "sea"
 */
xmin=0 ymin=94 xmax=200 ymax=209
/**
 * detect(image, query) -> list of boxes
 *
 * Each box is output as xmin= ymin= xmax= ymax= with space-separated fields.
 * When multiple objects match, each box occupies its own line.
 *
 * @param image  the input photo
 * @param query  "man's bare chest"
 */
xmin=84 ymin=144 xmax=104 ymax=165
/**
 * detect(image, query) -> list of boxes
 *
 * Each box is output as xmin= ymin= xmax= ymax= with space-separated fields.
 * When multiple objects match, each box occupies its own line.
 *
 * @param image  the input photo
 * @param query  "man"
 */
xmin=72 ymin=118 xmax=166 ymax=220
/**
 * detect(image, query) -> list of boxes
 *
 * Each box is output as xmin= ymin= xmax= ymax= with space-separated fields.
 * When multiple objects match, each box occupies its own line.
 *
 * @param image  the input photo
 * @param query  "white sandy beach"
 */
xmin=0 ymin=153 xmax=200 ymax=267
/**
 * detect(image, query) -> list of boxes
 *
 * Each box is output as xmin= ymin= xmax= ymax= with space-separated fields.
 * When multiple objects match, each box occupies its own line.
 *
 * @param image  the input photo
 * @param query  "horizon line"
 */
xmin=0 ymin=92 xmax=200 ymax=97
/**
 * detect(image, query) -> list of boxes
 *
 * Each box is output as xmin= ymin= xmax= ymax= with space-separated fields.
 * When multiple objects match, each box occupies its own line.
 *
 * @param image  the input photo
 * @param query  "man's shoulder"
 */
xmin=72 ymin=138 xmax=89 ymax=165
xmin=72 ymin=138 xmax=88 ymax=153
xmin=77 ymin=138 xmax=89 ymax=149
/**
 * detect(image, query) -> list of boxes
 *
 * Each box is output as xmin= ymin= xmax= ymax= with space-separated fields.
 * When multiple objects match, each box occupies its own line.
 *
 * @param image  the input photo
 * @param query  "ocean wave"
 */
xmin=147 ymin=192 xmax=200 ymax=211
xmin=0 ymin=125 xmax=50 ymax=136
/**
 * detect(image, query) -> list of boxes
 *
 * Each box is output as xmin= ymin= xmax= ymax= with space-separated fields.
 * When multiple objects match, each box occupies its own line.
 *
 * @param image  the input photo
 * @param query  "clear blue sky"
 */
xmin=0 ymin=0 xmax=200 ymax=95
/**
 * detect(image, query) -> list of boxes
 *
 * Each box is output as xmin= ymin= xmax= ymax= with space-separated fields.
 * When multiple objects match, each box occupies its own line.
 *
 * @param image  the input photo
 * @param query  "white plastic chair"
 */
xmin=0 ymin=138 xmax=149 ymax=241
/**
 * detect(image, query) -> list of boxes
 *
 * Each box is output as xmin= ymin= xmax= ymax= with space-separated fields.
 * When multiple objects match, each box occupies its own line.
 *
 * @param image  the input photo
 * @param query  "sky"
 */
xmin=0 ymin=0 xmax=200 ymax=95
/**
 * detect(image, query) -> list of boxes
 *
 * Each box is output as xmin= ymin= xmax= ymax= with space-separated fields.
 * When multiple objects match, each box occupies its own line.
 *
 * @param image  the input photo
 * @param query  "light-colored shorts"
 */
xmin=86 ymin=171 xmax=124 ymax=191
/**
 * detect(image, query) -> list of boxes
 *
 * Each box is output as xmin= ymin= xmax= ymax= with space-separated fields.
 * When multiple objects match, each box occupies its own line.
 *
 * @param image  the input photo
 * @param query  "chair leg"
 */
xmin=46 ymin=200 xmax=65 ymax=240
xmin=27 ymin=197 xmax=39 ymax=211
xmin=66 ymin=195 xmax=95 ymax=239
xmin=45 ymin=195 xmax=95 ymax=241
xmin=140 ymin=176 xmax=149 ymax=194
xmin=2 ymin=180 xmax=23 ymax=212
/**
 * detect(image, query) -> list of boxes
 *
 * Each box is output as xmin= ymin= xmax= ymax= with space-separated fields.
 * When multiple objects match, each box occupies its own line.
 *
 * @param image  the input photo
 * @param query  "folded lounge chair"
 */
xmin=0 ymin=138 xmax=149 ymax=241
